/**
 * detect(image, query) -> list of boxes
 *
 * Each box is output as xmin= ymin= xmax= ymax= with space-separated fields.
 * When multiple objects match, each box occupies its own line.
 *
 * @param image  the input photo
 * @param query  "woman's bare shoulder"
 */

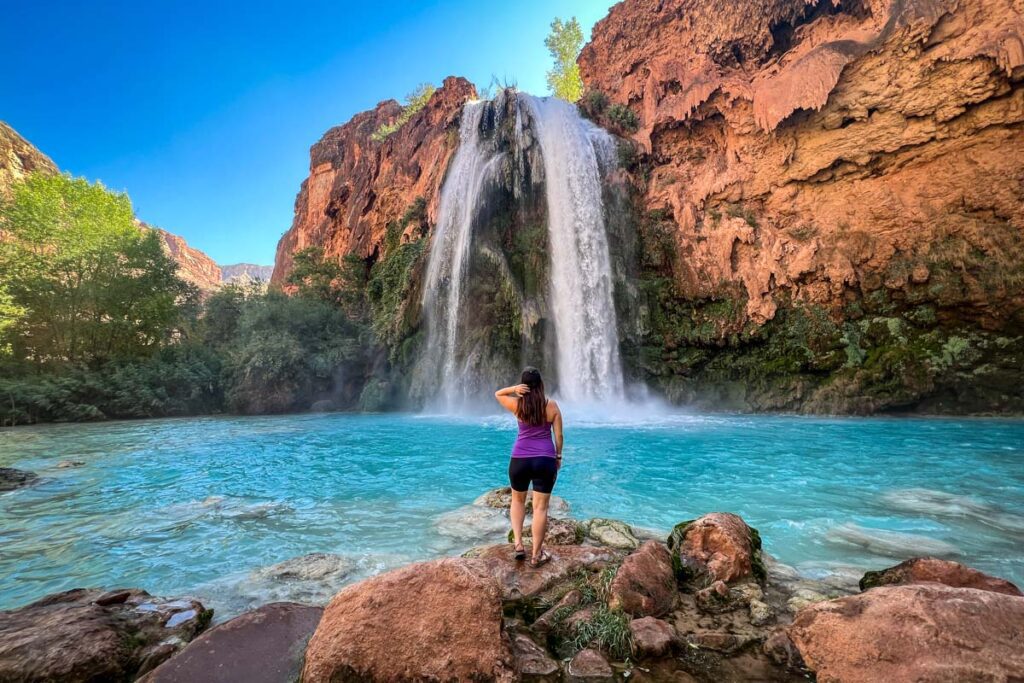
xmin=547 ymin=399 xmax=561 ymax=416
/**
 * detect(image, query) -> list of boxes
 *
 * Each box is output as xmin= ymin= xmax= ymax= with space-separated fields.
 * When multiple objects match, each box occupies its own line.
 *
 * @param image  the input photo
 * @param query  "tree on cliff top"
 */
xmin=371 ymin=83 xmax=436 ymax=142
xmin=545 ymin=17 xmax=584 ymax=102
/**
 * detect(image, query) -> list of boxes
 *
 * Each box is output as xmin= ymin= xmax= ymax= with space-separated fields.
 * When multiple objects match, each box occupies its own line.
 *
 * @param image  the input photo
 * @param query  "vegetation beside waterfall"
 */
xmin=545 ymin=17 xmax=584 ymax=102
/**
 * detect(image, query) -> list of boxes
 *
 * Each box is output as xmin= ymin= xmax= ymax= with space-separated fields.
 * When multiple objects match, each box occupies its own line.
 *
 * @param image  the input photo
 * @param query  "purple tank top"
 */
xmin=512 ymin=419 xmax=557 ymax=458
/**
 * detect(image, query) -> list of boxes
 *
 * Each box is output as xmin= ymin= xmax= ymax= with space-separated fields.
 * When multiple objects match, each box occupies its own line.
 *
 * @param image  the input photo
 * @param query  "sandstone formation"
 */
xmin=0 ymin=121 xmax=57 ymax=198
xmin=776 ymin=583 xmax=1024 ymax=682
xmin=579 ymin=0 xmax=1024 ymax=412
xmin=301 ymin=557 xmax=515 ymax=682
xmin=668 ymin=513 xmax=764 ymax=584
xmin=0 ymin=588 xmax=209 ymax=682
xmin=140 ymin=602 xmax=322 ymax=683
xmin=608 ymin=540 xmax=677 ymax=616
xmin=145 ymin=222 xmax=224 ymax=292
xmin=271 ymin=76 xmax=477 ymax=284
xmin=859 ymin=555 xmax=1023 ymax=595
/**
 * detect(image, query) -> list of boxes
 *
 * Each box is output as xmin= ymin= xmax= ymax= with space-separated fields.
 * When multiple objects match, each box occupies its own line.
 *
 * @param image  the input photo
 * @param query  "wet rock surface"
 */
xmin=0 ymin=467 xmax=37 ymax=492
xmin=585 ymin=518 xmax=641 ymax=549
xmin=0 ymin=588 xmax=209 ymax=683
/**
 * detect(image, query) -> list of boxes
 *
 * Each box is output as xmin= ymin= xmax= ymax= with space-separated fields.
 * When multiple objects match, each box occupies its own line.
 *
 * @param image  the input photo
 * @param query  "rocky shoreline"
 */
xmin=1 ymin=487 xmax=1022 ymax=682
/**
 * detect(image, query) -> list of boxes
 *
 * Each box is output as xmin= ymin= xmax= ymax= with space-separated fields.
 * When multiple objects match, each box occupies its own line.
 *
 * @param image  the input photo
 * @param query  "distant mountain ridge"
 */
xmin=0 ymin=121 xmax=271 ymax=292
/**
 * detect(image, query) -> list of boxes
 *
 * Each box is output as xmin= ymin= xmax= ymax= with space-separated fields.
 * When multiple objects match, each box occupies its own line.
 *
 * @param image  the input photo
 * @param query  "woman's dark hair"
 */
xmin=516 ymin=367 xmax=548 ymax=425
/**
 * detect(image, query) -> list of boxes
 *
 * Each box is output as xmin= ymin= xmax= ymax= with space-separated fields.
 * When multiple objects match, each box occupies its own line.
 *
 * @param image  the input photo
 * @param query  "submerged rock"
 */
xmin=302 ymin=558 xmax=514 ymax=682
xmin=56 ymin=460 xmax=85 ymax=468
xmin=608 ymin=540 xmax=676 ymax=617
xmin=0 ymin=588 xmax=209 ymax=682
xmin=240 ymin=553 xmax=356 ymax=605
xmin=585 ymin=518 xmax=640 ymax=549
xmin=827 ymin=523 xmax=959 ymax=559
xmin=775 ymin=584 xmax=1024 ymax=682
xmin=859 ymin=556 xmax=1022 ymax=596
xmin=139 ymin=602 xmax=322 ymax=683
xmin=0 ymin=467 xmax=37 ymax=492
xmin=668 ymin=513 xmax=764 ymax=584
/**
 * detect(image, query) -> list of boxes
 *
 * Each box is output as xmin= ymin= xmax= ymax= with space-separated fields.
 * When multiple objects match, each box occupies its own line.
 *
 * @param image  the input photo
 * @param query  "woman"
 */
xmin=494 ymin=367 xmax=563 ymax=567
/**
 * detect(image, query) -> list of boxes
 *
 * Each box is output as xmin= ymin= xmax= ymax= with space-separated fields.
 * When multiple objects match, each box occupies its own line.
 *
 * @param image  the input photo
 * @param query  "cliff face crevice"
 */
xmin=271 ymin=77 xmax=477 ymax=284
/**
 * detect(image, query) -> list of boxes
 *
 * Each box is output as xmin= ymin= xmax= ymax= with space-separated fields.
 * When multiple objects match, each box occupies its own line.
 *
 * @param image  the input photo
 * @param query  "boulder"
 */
xmin=511 ymin=633 xmax=559 ymax=681
xmin=475 ymin=486 xmax=570 ymax=516
xmin=507 ymin=517 xmax=585 ymax=545
xmin=566 ymin=648 xmax=614 ymax=682
xmin=667 ymin=513 xmax=763 ymax=584
xmin=301 ymin=558 xmax=514 ymax=682
xmin=859 ymin=557 xmax=1023 ymax=596
xmin=532 ymin=589 xmax=583 ymax=633
xmin=608 ymin=541 xmax=676 ymax=617
xmin=0 ymin=588 xmax=209 ymax=682
xmin=468 ymin=544 xmax=618 ymax=601
xmin=585 ymin=518 xmax=640 ymax=550
xmin=778 ymin=584 xmax=1024 ymax=682
xmin=139 ymin=602 xmax=322 ymax=683
xmin=0 ymin=467 xmax=37 ymax=492
xmin=629 ymin=617 xmax=676 ymax=658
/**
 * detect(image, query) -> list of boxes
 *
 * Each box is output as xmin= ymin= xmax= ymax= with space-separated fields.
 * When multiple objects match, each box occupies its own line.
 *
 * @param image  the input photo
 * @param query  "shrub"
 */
xmin=371 ymin=84 xmax=436 ymax=141
xmin=606 ymin=104 xmax=640 ymax=133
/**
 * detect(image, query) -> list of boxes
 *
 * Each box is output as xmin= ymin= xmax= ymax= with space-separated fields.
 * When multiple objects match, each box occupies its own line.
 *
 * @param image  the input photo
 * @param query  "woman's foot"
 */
xmin=530 ymin=550 xmax=551 ymax=568
xmin=513 ymin=542 xmax=526 ymax=561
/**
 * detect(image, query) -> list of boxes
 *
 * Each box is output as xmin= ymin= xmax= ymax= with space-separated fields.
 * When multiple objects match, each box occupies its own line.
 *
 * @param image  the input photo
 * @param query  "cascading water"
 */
xmin=418 ymin=91 xmax=626 ymax=410
xmin=418 ymin=101 xmax=501 ymax=410
xmin=521 ymin=95 xmax=624 ymax=402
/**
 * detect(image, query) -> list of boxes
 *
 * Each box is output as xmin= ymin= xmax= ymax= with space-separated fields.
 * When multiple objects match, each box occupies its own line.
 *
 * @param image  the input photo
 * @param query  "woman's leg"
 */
xmin=530 ymin=490 xmax=551 ymax=560
xmin=510 ymin=488 xmax=528 ymax=548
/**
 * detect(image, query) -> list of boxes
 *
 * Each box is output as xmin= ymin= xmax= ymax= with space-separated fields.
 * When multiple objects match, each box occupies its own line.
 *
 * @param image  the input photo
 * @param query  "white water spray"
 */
xmin=523 ymin=95 xmax=624 ymax=401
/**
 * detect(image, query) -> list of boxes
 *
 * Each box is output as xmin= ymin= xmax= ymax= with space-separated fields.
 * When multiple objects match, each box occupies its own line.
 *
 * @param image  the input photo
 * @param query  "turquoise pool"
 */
xmin=2 ymin=411 xmax=1022 ymax=617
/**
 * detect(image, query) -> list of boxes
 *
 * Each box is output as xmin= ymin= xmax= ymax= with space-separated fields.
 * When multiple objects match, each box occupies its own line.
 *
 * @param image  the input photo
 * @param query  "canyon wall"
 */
xmin=578 ymin=0 xmax=1024 ymax=412
xmin=0 ymin=122 xmax=57 ymax=196
xmin=271 ymin=77 xmax=477 ymax=283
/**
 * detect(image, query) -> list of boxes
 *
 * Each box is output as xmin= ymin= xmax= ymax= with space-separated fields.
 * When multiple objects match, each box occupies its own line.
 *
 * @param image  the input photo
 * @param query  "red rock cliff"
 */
xmin=579 ymin=0 xmax=1024 ymax=327
xmin=271 ymin=76 xmax=477 ymax=283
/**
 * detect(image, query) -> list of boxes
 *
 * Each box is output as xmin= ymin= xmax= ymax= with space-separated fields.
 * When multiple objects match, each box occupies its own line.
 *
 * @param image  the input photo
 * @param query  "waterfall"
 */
xmin=419 ymin=102 xmax=500 ymax=410
xmin=522 ymin=95 xmax=624 ymax=402
xmin=418 ymin=92 xmax=625 ymax=410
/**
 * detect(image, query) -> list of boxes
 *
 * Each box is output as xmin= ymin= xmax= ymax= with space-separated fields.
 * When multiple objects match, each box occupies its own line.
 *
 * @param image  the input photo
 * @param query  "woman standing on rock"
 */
xmin=494 ymin=367 xmax=563 ymax=567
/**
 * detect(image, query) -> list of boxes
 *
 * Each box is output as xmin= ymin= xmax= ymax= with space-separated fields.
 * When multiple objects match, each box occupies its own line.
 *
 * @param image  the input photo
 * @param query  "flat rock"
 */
xmin=0 ymin=467 xmax=37 ymax=492
xmin=608 ymin=540 xmax=676 ymax=617
xmin=0 ymin=588 xmax=209 ymax=682
xmin=139 ymin=602 xmax=322 ymax=683
xmin=781 ymin=584 xmax=1024 ymax=682
xmin=566 ymin=648 xmax=614 ymax=682
xmin=668 ymin=513 xmax=762 ymax=584
xmin=629 ymin=616 xmax=677 ymax=658
xmin=859 ymin=556 xmax=1022 ymax=596
xmin=302 ymin=558 xmax=514 ymax=682
xmin=468 ymin=544 xmax=618 ymax=601
xmin=585 ymin=518 xmax=640 ymax=549
xmin=511 ymin=633 xmax=559 ymax=681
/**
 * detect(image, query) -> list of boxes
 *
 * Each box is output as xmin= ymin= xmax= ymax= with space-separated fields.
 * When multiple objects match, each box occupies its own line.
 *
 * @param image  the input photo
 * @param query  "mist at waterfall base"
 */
xmin=415 ymin=91 xmax=629 ymax=414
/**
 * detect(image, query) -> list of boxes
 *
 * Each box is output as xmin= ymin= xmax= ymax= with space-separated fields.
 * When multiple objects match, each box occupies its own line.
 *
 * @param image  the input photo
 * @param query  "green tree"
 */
xmin=0 ymin=173 xmax=192 ymax=365
xmin=545 ymin=17 xmax=585 ymax=102
xmin=0 ymin=285 xmax=25 ymax=355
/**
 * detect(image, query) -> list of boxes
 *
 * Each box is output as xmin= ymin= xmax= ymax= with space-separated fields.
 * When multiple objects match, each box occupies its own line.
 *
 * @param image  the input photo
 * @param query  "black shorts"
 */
xmin=508 ymin=456 xmax=558 ymax=494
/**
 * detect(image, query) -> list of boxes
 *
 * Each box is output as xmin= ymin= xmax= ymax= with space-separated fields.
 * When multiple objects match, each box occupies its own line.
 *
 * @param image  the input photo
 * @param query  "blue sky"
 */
xmin=0 ymin=1 xmax=616 ymax=265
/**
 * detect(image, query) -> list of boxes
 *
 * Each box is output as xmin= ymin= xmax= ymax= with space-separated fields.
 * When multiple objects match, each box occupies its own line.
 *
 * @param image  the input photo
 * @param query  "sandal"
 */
xmin=513 ymin=542 xmax=526 ymax=561
xmin=530 ymin=550 xmax=552 ymax=568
